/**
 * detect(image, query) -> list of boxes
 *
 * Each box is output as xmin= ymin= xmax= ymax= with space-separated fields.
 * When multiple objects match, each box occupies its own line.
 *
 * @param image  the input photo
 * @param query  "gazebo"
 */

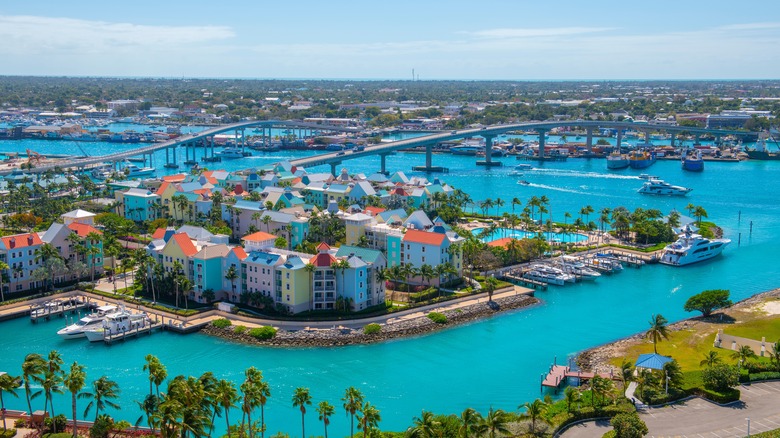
xmin=635 ymin=353 xmax=673 ymax=370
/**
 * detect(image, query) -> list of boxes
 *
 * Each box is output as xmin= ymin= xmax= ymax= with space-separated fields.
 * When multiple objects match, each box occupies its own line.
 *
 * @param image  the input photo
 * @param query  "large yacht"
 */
xmin=660 ymin=226 xmax=731 ymax=266
xmin=638 ymin=179 xmax=692 ymax=196
xmin=121 ymin=161 xmax=156 ymax=177
xmin=84 ymin=308 xmax=151 ymax=342
xmin=216 ymin=147 xmax=252 ymax=159
xmin=56 ymin=305 xmax=118 ymax=340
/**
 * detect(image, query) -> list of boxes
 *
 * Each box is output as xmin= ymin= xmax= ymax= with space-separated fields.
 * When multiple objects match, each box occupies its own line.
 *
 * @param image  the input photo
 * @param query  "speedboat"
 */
xmin=515 ymin=164 xmax=533 ymax=170
xmin=660 ymin=226 xmax=731 ymax=266
xmin=638 ymin=179 xmax=692 ymax=196
xmin=216 ymin=147 xmax=251 ymax=159
xmin=591 ymin=254 xmax=624 ymax=272
xmin=517 ymin=180 xmax=530 ymax=185
xmin=56 ymin=305 xmax=118 ymax=340
xmin=84 ymin=308 xmax=151 ymax=342
xmin=638 ymin=173 xmax=659 ymax=180
xmin=555 ymin=256 xmax=601 ymax=280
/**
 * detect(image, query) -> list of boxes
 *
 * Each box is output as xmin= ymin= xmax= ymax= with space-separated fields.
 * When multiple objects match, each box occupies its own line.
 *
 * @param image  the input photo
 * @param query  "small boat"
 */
xmin=555 ymin=256 xmax=601 ymax=280
xmin=659 ymin=225 xmax=731 ymax=266
xmin=638 ymin=179 xmax=692 ymax=196
xmin=56 ymin=305 xmax=118 ymax=340
xmin=530 ymin=264 xmax=576 ymax=283
xmin=638 ymin=173 xmax=659 ymax=180
xmin=515 ymin=164 xmax=533 ymax=170
xmin=593 ymin=253 xmax=624 ymax=271
xmin=31 ymin=300 xmax=63 ymax=319
xmin=216 ymin=147 xmax=250 ymax=159
xmin=517 ymin=180 xmax=530 ymax=185
xmin=84 ymin=308 xmax=151 ymax=342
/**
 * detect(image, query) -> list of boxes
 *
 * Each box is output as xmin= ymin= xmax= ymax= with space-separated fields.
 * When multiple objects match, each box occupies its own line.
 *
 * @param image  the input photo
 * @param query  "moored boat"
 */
xmin=56 ymin=305 xmax=118 ymax=340
xmin=659 ymin=226 xmax=731 ymax=266
xmin=606 ymin=152 xmax=630 ymax=170
xmin=682 ymin=149 xmax=704 ymax=171
xmin=84 ymin=309 xmax=151 ymax=342
xmin=628 ymin=150 xmax=656 ymax=169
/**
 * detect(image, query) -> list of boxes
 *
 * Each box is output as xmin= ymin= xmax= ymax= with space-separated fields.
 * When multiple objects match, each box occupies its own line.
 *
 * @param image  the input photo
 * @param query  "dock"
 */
xmin=30 ymin=297 xmax=95 ymax=322
xmin=501 ymin=270 xmax=548 ymax=290
xmin=102 ymin=320 xmax=164 ymax=344
xmin=541 ymin=360 xmax=618 ymax=393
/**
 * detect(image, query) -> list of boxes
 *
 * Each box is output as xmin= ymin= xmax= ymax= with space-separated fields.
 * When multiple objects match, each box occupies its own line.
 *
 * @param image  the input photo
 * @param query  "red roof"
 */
xmin=232 ymin=247 xmax=248 ymax=260
xmin=311 ymin=252 xmax=337 ymax=267
xmin=162 ymin=174 xmax=187 ymax=183
xmin=171 ymin=233 xmax=198 ymax=257
xmin=364 ymin=206 xmax=386 ymax=216
xmin=67 ymin=222 xmax=102 ymax=238
xmin=487 ymin=237 xmax=519 ymax=248
xmin=391 ymin=188 xmax=408 ymax=196
xmin=316 ymin=242 xmax=331 ymax=251
xmin=156 ymin=182 xmax=171 ymax=194
xmin=403 ymin=229 xmax=446 ymax=246
xmin=152 ymin=228 xmax=166 ymax=239
xmin=242 ymin=231 xmax=277 ymax=242
xmin=1 ymin=233 xmax=42 ymax=249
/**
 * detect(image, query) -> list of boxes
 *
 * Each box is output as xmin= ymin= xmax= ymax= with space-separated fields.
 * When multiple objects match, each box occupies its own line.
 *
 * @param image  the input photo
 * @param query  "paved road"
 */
xmin=560 ymin=381 xmax=780 ymax=438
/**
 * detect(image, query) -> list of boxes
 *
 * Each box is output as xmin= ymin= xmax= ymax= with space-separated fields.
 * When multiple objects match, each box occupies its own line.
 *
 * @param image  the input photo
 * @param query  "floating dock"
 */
xmin=102 ymin=321 xmax=164 ymax=344
xmin=30 ymin=298 xmax=95 ymax=322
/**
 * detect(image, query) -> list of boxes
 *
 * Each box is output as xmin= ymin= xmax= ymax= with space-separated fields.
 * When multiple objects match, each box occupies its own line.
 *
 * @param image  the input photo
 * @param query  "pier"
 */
xmin=501 ymin=270 xmax=548 ymax=290
xmin=101 ymin=320 xmax=164 ymax=344
xmin=29 ymin=297 xmax=95 ymax=322
xmin=541 ymin=360 xmax=618 ymax=393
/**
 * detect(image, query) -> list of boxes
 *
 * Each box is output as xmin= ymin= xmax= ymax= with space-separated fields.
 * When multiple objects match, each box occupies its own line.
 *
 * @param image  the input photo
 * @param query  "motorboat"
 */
xmin=606 ymin=152 xmax=630 ymax=170
xmin=555 ymin=256 xmax=601 ymax=280
xmin=638 ymin=173 xmax=659 ymax=180
xmin=216 ymin=147 xmax=252 ymax=159
xmin=31 ymin=300 xmax=64 ymax=319
xmin=523 ymin=269 xmax=566 ymax=286
xmin=590 ymin=254 xmax=624 ymax=272
xmin=84 ymin=308 xmax=151 ymax=342
xmin=56 ymin=305 xmax=118 ymax=340
xmin=517 ymin=180 xmax=530 ymax=185
xmin=121 ymin=161 xmax=156 ymax=178
xmin=638 ymin=179 xmax=692 ymax=196
xmin=515 ymin=163 xmax=533 ymax=170
xmin=530 ymin=264 xmax=576 ymax=283
xmin=660 ymin=226 xmax=731 ymax=266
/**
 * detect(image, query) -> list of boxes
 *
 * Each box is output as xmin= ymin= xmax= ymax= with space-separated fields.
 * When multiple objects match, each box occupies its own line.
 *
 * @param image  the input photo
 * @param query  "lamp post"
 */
xmin=665 ymin=370 xmax=669 ymax=395
xmin=747 ymin=417 xmax=751 ymax=437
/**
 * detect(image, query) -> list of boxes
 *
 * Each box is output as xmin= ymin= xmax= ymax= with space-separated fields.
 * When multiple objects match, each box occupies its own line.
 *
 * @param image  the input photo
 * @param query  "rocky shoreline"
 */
xmin=576 ymin=288 xmax=780 ymax=374
xmin=201 ymin=293 xmax=540 ymax=347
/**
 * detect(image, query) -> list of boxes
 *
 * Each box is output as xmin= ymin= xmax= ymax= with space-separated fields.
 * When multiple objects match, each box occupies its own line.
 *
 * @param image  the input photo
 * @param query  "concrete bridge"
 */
xmin=28 ymin=119 xmax=755 ymax=176
xmin=289 ymin=120 xmax=756 ymax=174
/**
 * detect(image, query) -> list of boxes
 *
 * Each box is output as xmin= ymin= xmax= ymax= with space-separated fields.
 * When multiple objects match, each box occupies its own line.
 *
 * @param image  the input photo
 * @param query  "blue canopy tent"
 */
xmin=635 ymin=353 xmax=673 ymax=370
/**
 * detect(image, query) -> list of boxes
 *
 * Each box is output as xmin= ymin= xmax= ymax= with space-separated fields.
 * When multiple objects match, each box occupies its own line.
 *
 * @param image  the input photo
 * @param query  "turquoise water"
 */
xmin=472 ymin=227 xmax=588 ymax=243
xmin=0 ymin=130 xmax=779 ymax=436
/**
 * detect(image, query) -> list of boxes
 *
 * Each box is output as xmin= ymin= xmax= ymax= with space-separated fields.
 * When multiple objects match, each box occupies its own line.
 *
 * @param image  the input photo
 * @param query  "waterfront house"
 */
xmin=0 ymin=233 xmax=43 ymax=292
xmin=41 ymin=222 xmax=103 ymax=282
xmin=275 ymin=255 xmax=311 ymax=314
xmin=192 ymin=244 xmax=232 ymax=303
xmin=222 ymin=246 xmax=248 ymax=301
xmin=116 ymin=188 xmax=161 ymax=222
xmin=241 ymin=250 xmax=283 ymax=303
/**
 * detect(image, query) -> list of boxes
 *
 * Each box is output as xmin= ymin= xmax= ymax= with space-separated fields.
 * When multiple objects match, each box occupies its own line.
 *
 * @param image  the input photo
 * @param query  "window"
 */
xmin=422 ymin=247 xmax=425 ymax=253
xmin=286 ymin=284 xmax=290 ymax=290
xmin=359 ymin=282 xmax=363 ymax=288
xmin=359 ymin=271 xmax=363 ymax=277
xmin=286 ymin=294 xmax=290 ymax=301
xmin=422 ymin=257 xmax=425 ymax=263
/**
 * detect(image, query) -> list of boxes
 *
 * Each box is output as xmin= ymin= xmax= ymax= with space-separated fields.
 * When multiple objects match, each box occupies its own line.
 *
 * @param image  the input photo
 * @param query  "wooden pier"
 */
xmin=30 ymin=297 xmax=95 ymax=322
xmin=501 ymin=271 xmax=548 ymax=290
xmin=541 ymin=362 xmax=618 ymax=393
xmin=102 ymin=321 xmax=164 ymax=344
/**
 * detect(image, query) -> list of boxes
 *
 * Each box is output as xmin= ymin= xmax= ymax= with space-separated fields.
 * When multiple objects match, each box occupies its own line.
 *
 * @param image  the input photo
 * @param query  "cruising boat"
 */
xmin=216 ymin=147 xmax=252 ymax=159
xmin=638 ymin=173 xmax=659 ymax=180
xmin=638 ymin=179 xmax=692 ymax=196
xmin=56 ymin=305 xmax=118 ymax=340
xmin=660 ymin=226 xmax=731 ymax=266
xmin=515 ymin=163 xmax=533 ymax=170
xmin=121 ymin=161 xmax=156 ymax=178
xmin=530 ymin=264 xmax=576 ymax=283
xmin=84 ymin=308 xmax=151 ymax=342
xmin=555 ymin=256 xmax=602 ymax=280
xmin=682 ymin=149 xmax=704 ymax=172
xmin=628 ymin=150 xmax=656 ymax=169
xmin=606 ymin=152 xmax=630 ymax=170
xmin=523 ymin=269 xmax=566 ymax=286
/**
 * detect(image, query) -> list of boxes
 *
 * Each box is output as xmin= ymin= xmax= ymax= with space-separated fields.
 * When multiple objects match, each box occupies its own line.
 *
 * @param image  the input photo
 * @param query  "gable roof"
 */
xmin=242 ymin=231 xmax=277 ymax=242
xmin=61 ymin=209 xmax=96 ymax=219
xmin=152 ymin=228 xmax=167 ymax=239
xmin=231 ymin=246 xmax=248 ymax=260
xmin=1 ymin=233 xmax=43 ymax=249
xmin=193 ymin=244 xmax=231 ymax=260
xmin=403 ymin=229 xmax=446 ymax=246
xmin=311 ymin=251 xmax=337 ymax=267
xmin=171 ymin=233 xmax=198 ymax=257
xmin=335 ymin=245 xmax=385 ymax=265
xmin=41 ymin=223 xmax=68 ymax=244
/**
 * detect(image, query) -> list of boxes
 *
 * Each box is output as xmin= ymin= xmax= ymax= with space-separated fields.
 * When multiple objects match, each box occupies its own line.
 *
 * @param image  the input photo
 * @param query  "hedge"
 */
xmin=694 ymin=387 xmax=741 ymax=404
xmin=0 ymin=430 xmax=16 ymax=438
xmin=553 ymin=403 xmax=635 ymax=433
xmin=750 ymin=372 xmax=780 ymax=382
xmin=211 ymin=318 xmax=232 ymax=329
xmin=427 ymin=312 xmax=448 ymax=324
xmin=750 ymin=429 xmax=780 ymax=438
xmin=233 ymin=325 xmax=247 ymax=334
xmin=746 ymin=362 xmax=780 ymax=374
xmin=248 ymin=326 xmax=277 ymax=340
xmin=409 ymin=287 xmax=439 ymax=303
xmin=363 ymin=323 xmax=381 ymax=335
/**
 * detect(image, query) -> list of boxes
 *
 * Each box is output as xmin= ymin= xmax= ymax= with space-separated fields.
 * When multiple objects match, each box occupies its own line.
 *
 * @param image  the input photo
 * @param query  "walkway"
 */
xmin=560 ymin=381 xmax=780 ymax=438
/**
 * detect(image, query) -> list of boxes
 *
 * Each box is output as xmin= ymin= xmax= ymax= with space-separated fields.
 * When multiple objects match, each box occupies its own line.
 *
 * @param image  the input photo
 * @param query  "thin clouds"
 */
xmin=466 ymin=27 xmax=615 ymax=39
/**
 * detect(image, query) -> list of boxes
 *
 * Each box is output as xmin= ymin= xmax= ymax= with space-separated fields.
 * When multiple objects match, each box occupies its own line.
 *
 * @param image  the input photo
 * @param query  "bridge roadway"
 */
xmin=27 ymin=120 xmax=359 ymax=174
xmin=30 ymin=119 xmax=755 ymax=174
xmin=288 ymin=120 xmax=757 ymax=173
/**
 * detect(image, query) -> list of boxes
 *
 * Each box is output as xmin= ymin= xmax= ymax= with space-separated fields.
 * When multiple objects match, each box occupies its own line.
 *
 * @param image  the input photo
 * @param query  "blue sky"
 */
xmin=1 ymin=0 xmax=779 ymax=80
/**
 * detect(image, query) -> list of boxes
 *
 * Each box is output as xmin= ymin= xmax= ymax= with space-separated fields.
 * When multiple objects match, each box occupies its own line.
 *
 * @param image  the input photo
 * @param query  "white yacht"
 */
xmin=84 ymin=308 xmax=151 ymax=342
xmin=216 ymin=147 xmax=251 ymax=159
xmin=121 ymin=161 xmax=156 ymax=178
xmin=638 ymin=179 xmax=692 ymax=196
xmin=660 ymin=226 xmax=731 ymax=266
xmin=56 ymin=305 xmax=118 ymax=340
xmin=524 ymin=269 xmax=566 ymax=286
xmin=531 ymin=264 xmax=576 ymax=283
xmin=555 ymin=256 xmax=602 ymax=280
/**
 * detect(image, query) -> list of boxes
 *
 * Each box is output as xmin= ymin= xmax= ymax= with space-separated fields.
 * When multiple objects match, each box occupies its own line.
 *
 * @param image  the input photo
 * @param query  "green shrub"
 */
xmin=750 ymin=371 xmax=780 ymax=382
xmin=696 ymin=387 xmax=741 ymax=404
xmin=233 ymin=325 xmax=247 ymax=335
xmin=427 ymin=312 xmax=448 ymax=324
xmin=702 ymin=364 xmax=740 ymax=391
xmin=610 ymin=412 xmax=648 ymax=438
xmin=14 ymin=419 xmax=25 ymax=428
xmin=602 ymin=431 xmax=616 ymax=438
xmin=248 ymin=326 xmax=277 ymax=340
xmin=43 ymin=414 xmax=67 ymax=434
xmin=409 ymin=287 xmax=439 ymax=303
xmin=750 ymin=429 xmax=780 ymax=438
xmin=745 ymin=361 xmax=780 ymax=373
xmin=363 ymin=323 xmax=381 ymax=335
xmin=212 ymin=318 xmax=232 ymax=329
xmin=89 ymin=414 xmax=114 ymax=438
xmin=0 ymin=429 xmax=17 ymax=438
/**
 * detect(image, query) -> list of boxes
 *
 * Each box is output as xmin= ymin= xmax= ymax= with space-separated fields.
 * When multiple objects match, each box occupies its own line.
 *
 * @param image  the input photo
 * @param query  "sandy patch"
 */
xmin=760 ymin=300 xmax=780 ymax=315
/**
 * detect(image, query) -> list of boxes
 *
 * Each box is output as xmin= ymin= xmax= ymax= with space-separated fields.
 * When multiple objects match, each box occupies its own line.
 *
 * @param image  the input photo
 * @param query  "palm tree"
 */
xmin=419 ymin=264 xmax=435 ymax=290
xmin=563 ymin=386 xmax=580 ymax=413
xmin=0 ymin=261 xmax=8 ymax=303
xmin=292 ymin=387 xmax=312 ymax=438
xmin=63 ymin=362 xmax=87 ymax=438
xmin=21 ymin=353 xmax=45 ymax=416
xmin=481 ymin=407 xmax=510 ymax=438
xmin=619 ymin=359 xmax=634 ymax=390
xmin=142 ymin=356 xmax=158 ymax=397
xmin=316 ymin=400 xmax=335 ymax=438
xmin=225 ymin=266 xmax=239 ymax=300
xmin=646 ymin=313 xmax=670 ymax=354
xmin=215 ymin=379 xmax=239 ymax=436
xmin=700 ymin=351 xmax=723 ymax=368
xmin=341 ymin=386 xmax=364 ymax=438
xmin=42 ymin=350 xmax=64 ymax=417
xmin=693 ymin=206 xmax=708 ymax=226
xmin=357 ymin=402 xmax=381 ymax=437
xmin=0 ymin=373 xmax=20 ymax=431
xmin=458 ymin=407 xmax=483 ymax=438
xmin=143 ymin=355 xmax=167 ymax=396
xmin=83 ymin=376 xmax=121 ymax=422
xmin=484 ymin=276 xmax=499 ymax=303
xmin=520 ymin=399 xmax=550 ymax=435
xmin=251 ymin=212 xmax=262 ymax=230
xmin=731 ymin=345 xmax=757 ymax=367
xmin=408 ymin=410 xmax=440 ymax=438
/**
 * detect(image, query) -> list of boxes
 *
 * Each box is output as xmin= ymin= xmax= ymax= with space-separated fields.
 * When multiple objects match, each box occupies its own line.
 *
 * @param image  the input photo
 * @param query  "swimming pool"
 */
xmin=472 ymin=227 xmax=589 ymax=243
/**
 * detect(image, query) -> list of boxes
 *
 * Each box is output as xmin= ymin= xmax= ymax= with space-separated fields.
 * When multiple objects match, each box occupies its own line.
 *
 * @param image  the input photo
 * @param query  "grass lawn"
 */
xmin=608 ymin=299 xmax=780 ymax=372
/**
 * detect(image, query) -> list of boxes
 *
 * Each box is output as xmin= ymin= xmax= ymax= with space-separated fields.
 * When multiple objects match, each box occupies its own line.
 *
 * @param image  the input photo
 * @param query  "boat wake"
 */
xmin=529 ymin=169 xmax=640 ymax=180
xmin=523 ymin=183 xmax=596 ymax=196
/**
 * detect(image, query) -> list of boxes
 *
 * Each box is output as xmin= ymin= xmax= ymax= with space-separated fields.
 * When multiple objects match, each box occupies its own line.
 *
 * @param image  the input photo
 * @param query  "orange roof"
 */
xmin=171 ymin=233 xmax=198 ymax=257
xmin=316 ymin=242 xmax=331 ymax=251
xmin=364 ymin=206 xmax=386 ymax=216
xmin=67 ymin=222 xmax=102 ymax=238
xmin=487 ymin=237 xmax=520 ymax=248
xmin=242 ymin=231 xmax=276 ymax=242
xmin=156 ymin=182 xmax=171 ymax=194
xmin=403 ymin=229 xmax=445 ymax=246
xmin=1 ymin=233 xmax=43 ymax=249
xmin=193 ymin=188 xmax=211 ymax=196
xmin=205 ymin=176 xmax=218 ymax=184
xmin=152 ymin=228 xmax=167 ymax=239
xmin=232 ymin=247 xmax=248 ymax=260
xmin=162 ymin=174 xmax=187 ymax=183
xmin=311 ymin=252 xmax=337 ymax=267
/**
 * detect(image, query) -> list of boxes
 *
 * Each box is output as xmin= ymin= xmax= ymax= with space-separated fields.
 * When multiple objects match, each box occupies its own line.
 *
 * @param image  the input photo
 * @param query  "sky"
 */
xmin=1 ymin=0 xmax=779 ymax=80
